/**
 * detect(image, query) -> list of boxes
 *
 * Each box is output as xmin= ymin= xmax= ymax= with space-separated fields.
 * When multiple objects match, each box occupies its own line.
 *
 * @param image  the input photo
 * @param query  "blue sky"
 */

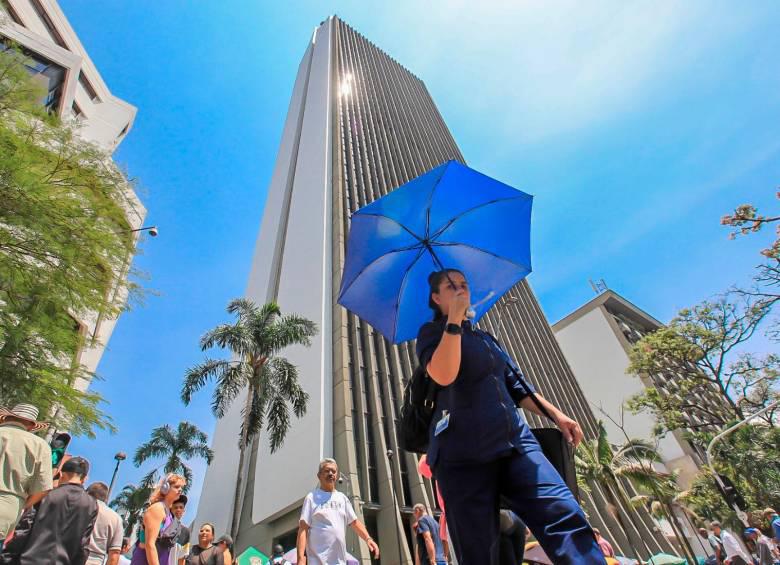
xmin=60 ymin=1 xmax=780 ymax=521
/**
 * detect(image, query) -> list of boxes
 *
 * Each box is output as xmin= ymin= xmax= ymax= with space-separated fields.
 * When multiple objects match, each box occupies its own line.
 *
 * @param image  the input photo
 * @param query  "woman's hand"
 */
xmin=554 ymin=413 xmax=584 ymax=447
xmin=448 ymin=290 xmax=470 ymax=324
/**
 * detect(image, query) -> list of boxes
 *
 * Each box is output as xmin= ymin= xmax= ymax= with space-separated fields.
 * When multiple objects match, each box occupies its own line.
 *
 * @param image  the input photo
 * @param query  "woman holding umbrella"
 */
xmin=417 ymin=269 xmax=606 ymax=565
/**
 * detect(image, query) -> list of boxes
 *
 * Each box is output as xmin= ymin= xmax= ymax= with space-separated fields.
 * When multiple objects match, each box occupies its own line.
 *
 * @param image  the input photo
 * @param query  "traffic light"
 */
xmin=715 ymin=473 xmax=746 ymax=510
xmin=50 ymin=432 xmax=71 ymax=478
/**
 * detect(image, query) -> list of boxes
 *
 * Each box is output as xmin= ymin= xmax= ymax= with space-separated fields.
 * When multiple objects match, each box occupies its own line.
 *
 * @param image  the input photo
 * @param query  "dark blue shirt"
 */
xmin=415 ymin=514 xmax=445 ymax=564
xmin=415 ymin=320 xmax=538 ymax=468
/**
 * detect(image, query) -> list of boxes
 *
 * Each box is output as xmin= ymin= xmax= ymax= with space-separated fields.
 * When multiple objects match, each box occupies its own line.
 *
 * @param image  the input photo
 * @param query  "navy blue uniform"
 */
xmin=416 ymin=320 xmax=606 ymax=565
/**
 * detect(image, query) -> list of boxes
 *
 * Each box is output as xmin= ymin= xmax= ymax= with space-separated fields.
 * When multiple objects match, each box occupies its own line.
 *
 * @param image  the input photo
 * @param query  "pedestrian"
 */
xmin=130 ymin=473 xmax=186 ymax=565
xmin=119 ymin=538 xmax=132 ymax=565
xmin=0 ymin=404 xmax=53 ymax=550
xmin=296 ymin=458 xmax=379 ymax=565
xmin=499 ymin=509 xmax=526 ymax=565
xmin=710 ymin=521 xmax=751 ymax=565
xmin=85 ymin=481 xmax=124 ymax=565
xmin=185 ymin=523 xmax=221 ymax=565
xmin=170 ymin=495 xmax=191 ymax=565
xmin=744 ymin=528 xmax=775 ymax=565
xmin=698 ymin=527 xmax=722 ymax=565
xmin=271 ymin=544 xmax=290 ymax=565
xmin=416 ymin=269 xmax=607 ymax=564
xmin=593 ymin=528 xmax=615 ymax=558
xmin=16 ymin=456 xmax=98 ymax=565
xmin=763 ymin=508 xmax=780 ymax=546
xmin=412 ymin=504 xmax=446 ymax=565
xmin=417 ymin=455 xmax=449 ymax=562
xmin=214 ymin=535 xmax=232 ymax=565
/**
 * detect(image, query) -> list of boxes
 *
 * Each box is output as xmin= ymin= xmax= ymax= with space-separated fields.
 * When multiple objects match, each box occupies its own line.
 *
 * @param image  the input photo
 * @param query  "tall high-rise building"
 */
xmin=195 ymin=16 xmax=677 ymax=562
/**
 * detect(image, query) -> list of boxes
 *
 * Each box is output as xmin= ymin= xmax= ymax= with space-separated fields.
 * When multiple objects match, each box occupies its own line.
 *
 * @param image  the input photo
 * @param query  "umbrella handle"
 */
xmin=466 ymin=291 xmax=495 ymax=319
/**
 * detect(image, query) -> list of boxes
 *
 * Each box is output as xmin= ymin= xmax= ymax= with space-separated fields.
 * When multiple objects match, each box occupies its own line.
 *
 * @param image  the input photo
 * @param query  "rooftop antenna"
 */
xmin=589 ymin=279 xmax=608 ymax=295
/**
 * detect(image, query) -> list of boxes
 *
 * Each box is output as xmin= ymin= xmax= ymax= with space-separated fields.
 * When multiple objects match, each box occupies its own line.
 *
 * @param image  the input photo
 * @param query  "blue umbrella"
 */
xmin=337 ymin=160 xmax=533 ymax=344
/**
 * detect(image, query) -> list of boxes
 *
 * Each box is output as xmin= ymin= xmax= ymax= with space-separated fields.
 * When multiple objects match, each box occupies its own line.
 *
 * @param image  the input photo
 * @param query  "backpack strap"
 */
xmin=477 ymin=330 xmax=556 ymax=424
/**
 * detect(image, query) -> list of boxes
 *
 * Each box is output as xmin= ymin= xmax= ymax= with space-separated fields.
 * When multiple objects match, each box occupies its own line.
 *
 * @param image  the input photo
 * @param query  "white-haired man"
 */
xmin=297 ymin=458 xmax=379 ymax=565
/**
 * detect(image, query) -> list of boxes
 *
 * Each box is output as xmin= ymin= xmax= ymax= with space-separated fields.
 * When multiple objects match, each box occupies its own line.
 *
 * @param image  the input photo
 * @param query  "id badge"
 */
xmin=434 ymin=411 xmax=450 ymax=437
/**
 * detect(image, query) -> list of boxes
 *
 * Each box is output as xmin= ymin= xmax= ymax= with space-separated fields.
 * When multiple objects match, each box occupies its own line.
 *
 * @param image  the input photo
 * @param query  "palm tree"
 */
xmin=614 ymin=441 xmax=699 ymax=563
xmin=575 ymin=421 xmax=653 ymax=561
xmin=110 ymin=483 xmax=151 ymax=536
xmin=133 ymin=421 xmax=214 ymax=493
xmin=181 ymin=299 xmax=317 ymax=539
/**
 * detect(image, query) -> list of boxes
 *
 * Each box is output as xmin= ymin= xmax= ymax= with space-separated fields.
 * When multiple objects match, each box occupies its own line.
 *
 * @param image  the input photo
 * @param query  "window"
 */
xmin=78 ymin=72 xmax=100 ymax=102
xmin=30 ymin=0 xmax=67 ymax=48
xmin=0 ymin=43 xmax=67 ymax=114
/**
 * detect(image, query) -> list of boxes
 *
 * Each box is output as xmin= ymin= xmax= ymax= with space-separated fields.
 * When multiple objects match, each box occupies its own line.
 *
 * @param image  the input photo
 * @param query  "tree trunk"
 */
xmin=612 ymin=477 xmax=655 ymax=558
xmin=603 ymin=480 xmax=645 ymax=562
xmin=229 ymin=386 xmax=253 ymax=540
xmin=663 ymin=502 xmax=698 ymax=564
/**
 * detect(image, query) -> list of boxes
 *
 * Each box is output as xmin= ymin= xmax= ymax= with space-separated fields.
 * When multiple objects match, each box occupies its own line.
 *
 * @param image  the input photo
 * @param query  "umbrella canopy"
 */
xmin=282 ymin=549 xmax=359 ymax=565
xmin=647 ymin=553 xmax=686 ymax=565
xmin=338 ymin=160 xmax=533 ymax=343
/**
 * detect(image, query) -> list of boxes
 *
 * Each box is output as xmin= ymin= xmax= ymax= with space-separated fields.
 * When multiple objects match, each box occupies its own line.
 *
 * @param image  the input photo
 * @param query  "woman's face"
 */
xmin=165 ymin=480 xmax=185 ymax=504
xmin=198 ymin=525 xmax=214 ymax=546
xmin=432 ymin=272 xmax=470 ymax=316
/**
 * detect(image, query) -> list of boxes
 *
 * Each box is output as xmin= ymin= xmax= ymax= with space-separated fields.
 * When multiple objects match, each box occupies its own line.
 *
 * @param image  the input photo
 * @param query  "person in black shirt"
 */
xmin=17 ymin=456 xmax=98 ymax=565
xmin=186 ymin=523 xmax=223 ymax=565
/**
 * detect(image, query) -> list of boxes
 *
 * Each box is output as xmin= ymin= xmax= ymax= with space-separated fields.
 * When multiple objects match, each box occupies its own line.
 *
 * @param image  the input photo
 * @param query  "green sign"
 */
xmin=237 ymin=546 xmax=270 ymax=565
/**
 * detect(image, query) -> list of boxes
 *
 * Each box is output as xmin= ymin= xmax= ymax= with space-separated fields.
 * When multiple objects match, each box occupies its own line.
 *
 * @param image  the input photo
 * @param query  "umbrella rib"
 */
xmin=353 ymin=212 xmax=424 ymax=242
xmin=429 ymin=194 xmax=530 ymax=240
xmin=392 ymin=246 xmax=427 ymax=341
xmin=337 ymin=244 xmax=424 ymax=302
xmin=431 ymin=241 xmax=531 ymax=272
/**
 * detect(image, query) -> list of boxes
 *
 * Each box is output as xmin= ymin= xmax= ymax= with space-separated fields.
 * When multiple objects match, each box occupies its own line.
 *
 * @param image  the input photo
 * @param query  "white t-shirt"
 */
xmin=300 ymin=488 xmax=357 ymax=565
xmin=721 ymin=530 xmax=752 ymax=562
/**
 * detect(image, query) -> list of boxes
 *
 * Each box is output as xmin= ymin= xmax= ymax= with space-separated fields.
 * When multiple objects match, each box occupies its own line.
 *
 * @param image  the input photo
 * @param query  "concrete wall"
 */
xmin=553 ymin=306 xmax=685 ymax=461
xmin=193 ymin=21 xmax=335 ymax=537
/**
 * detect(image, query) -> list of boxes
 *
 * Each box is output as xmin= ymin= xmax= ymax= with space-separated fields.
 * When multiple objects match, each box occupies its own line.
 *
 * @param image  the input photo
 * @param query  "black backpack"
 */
xmin=399 ymin=363 xmax=438 ymax=454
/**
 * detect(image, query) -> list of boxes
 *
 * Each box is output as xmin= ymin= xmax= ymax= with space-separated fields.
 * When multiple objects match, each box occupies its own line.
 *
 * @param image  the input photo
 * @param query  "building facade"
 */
xmin=195 ymin=17 xmax=678 ymax=563
xmin=0 ymin=0 xmax=144 ymax=389
xmin=552 ymin=289 xmax=731 ymax=557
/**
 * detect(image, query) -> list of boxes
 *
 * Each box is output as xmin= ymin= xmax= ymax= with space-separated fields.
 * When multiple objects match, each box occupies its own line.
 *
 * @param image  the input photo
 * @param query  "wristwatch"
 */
xmin=445 ymin=322 xmax=463 ymax=335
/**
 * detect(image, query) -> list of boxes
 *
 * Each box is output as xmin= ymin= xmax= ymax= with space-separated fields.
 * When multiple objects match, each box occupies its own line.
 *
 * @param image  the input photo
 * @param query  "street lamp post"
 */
xmin=107 ymin=452 xmax=127 ymax=499
xmin=705 ymin=399 xmax=780 ymax=526
xmin=129 ymin=225 xmax=158 ymax=237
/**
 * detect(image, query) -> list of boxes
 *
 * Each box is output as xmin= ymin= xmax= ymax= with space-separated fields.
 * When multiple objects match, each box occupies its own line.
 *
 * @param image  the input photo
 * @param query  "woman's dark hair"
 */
xmin=428 ymin=269 xmax=465 ymax=320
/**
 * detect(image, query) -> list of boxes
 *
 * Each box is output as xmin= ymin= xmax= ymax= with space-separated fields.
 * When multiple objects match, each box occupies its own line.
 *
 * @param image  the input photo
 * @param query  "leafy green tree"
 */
xmin=0 ymin=46 xmax=143 ymax=436
xmin=626 ymin=294 xmax=778 ymax=434
xmin=678 ymin=425 xmax=780 ymax=530
xmin=133 ymin=421 xmax=214 ymax=494
xmin=182 ymin=299 xmax=317 ymax=538
xmin=109 ymin=483 xmax=151 ymax=537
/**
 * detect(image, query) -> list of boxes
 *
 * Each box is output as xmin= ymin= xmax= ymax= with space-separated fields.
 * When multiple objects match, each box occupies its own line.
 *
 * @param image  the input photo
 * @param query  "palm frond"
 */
xmin=200 ymin=323 xmax=253 ymax=356
xmin=615 ymin=439 xmax=663 ymax=464
xmin=264 ymin=315 xmax=318 ymax=354
xmin=269 ymin=356 xmax=309 ymax=418
xmin=595 ymin=421 xmax=613 ymax=466
xmin=266 ymin=392 xmax=291 ymax=453
xmin=181 ymin=358 xmax=235 ymax=405
xmin=134 ymin=435 xmax=171 ymax=466
xmin=227 ymin=298 xmax=262 ymax=324
xmin=212 ymin=362 xmax=249 ymax=418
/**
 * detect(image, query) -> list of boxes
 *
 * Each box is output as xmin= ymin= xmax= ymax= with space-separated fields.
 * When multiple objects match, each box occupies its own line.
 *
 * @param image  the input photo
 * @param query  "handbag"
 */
xmin=399 ymin=362 xmax=438 ymax=454
xmin=482 ymin=332 xmax=581 ymax=500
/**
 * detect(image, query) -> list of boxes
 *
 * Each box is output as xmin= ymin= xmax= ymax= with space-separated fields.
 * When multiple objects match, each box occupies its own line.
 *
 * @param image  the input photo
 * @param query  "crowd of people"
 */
xmin=698 ymin=514 xmax=780 ymax=565
xmin=0 ymin=403 xmax=234 ymax=565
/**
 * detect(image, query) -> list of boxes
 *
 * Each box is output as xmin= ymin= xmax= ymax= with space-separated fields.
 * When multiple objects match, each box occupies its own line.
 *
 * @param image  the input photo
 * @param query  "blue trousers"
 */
xmin=435 ymin=449 xmax=607 ymax=565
